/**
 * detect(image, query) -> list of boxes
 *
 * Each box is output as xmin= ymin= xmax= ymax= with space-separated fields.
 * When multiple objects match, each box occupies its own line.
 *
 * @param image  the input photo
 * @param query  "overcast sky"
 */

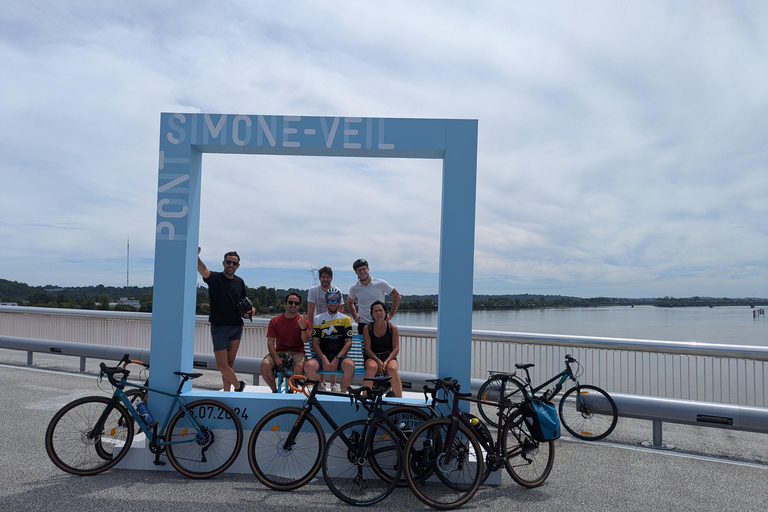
xmin=2 ymin=1 xmax=766 ymax=298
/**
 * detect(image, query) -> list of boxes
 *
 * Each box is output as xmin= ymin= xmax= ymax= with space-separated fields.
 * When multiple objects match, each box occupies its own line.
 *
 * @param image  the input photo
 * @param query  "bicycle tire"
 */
xmin=477 ymin=375 xmax=526 ymax=428
xmin=45 ymin=395 xmax=134 ymax=476
xmin=376 ymin=406 xmax=431 ymax=485
xmin=559 ymin=384 xmax=618 ymax=441
xmin=502 ymin=409 xmax=554 ymax=488
xmin=165 ymin=399 xmax=243 ymax=479
xmin=248 ymin=406 xmax=325 ymax=491
xmin=322 ymin=419 xmax=401 ymax=506
xmin=404 ymin=418 xmax=484 ymax=510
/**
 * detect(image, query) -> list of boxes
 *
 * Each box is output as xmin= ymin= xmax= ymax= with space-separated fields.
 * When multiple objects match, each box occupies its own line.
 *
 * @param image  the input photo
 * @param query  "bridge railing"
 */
xmin=2 ymin=305 xmax=767 ymax=407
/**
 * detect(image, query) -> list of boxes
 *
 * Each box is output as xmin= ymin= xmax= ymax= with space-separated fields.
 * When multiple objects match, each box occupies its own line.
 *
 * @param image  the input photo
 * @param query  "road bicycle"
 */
xmin=248 ymin=372 xmax=413 ymax=500
xmin=321 ymin=375 xmax=413 ymax=506
xmin=477 ymin=354 xmax=618 ymax=440
xmin=382 ymin=380 xmax=491 ymax=486
xmin=247 ymin=374 xmax=360 ymax=491
xmin=404 ymin=377 xmax=555 ymax=510
xmin=45 ymin=354 xmax=244 ymax=478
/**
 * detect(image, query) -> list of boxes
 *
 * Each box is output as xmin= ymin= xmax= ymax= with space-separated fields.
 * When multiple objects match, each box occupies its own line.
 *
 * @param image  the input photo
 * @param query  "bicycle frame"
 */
xmin=337 ymin=390 xmax=408 ymax=459
xmin=509 ymin=356 xmax=581 ymax=401
xmin=95 ymin=374 xmax=209 ymax=454
xmin=281 ymin=379 xmax=352 ymax=450
xmin=425 ymin=378 xmax=539 ymax=469
xmin=289 ymin=375 xmax=409 ymax=462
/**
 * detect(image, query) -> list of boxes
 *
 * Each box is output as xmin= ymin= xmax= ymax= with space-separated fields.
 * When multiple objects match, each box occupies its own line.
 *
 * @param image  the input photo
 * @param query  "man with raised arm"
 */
xmin=346 ymin=259 xmax=401 ymax=335
xmin=197 ymin=247 xmax=255 ymax=392
xmin=261 ymin=292 xmax=310 ymax=393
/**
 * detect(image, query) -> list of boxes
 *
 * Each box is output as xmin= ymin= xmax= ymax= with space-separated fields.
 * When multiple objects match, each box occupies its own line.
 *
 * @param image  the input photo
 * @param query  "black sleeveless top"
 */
xmin=367 ymin=321 xmax=393 ymax=355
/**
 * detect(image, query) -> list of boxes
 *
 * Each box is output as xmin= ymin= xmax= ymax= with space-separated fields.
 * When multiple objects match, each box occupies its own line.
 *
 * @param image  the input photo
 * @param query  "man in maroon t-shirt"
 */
xmin=260 ymin=292 xmax=310 ymax=392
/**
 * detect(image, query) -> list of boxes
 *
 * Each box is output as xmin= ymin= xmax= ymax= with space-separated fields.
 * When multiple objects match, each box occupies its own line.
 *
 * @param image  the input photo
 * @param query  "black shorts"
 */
xmin=210 ymin=324 xmax=243 ymax=352
xmin=364 ymin=350 xmax=395 ymax=362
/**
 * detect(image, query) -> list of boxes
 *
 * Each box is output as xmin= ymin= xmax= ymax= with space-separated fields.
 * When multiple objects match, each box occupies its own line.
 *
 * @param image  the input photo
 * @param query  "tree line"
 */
xmin=2 ymin=278 xmax=765 ymax=314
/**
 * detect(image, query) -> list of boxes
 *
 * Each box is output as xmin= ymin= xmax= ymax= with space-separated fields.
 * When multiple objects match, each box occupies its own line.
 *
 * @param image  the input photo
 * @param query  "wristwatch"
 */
xmin=335 ymin=354 xmax=342 ymax=360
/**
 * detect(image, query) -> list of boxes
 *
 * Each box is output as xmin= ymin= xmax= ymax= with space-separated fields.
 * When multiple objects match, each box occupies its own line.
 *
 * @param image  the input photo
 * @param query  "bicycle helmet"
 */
xmin=325 ymin=286 xmax=342 ymax=302
xmin=352 ymin=258 xmax=368 ymax=271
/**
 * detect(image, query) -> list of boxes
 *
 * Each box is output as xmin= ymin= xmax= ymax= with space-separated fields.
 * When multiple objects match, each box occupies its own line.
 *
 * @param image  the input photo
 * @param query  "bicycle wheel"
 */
xmin=376 ymin=406 xmax=431 ymax=485
xmin=323 ymin=419 xmax=401 ymax=506
xmin=248 ymin=407 xmax=325 ymax=491
xmin=404 ymin=418 xmax=483 ymax=510
xmin=477 ymin=375 xmax=526 ymax=428
xmin=502 ymin=409 xmax=554 ymax=488
xmin=45 ymin=396 xmax=134 ymax=476
xmin=559 ymin=385 xmax=618 ymax=441
xmin=165 ymin=399 xmax=243 ymax=479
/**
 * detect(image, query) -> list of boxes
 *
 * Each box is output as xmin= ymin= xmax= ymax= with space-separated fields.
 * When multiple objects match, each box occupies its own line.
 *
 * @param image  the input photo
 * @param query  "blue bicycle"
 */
xmin=45 ymin=354 xmax=244 ymax=478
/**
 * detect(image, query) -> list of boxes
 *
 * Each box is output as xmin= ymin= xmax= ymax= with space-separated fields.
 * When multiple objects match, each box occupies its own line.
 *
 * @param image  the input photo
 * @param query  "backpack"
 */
xmin=522 ymin=398 xmax=561 ymax=441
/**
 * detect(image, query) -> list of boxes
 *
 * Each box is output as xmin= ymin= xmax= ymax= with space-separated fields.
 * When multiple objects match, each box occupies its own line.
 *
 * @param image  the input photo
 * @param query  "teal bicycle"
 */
xmin=45 ymin=354 xmax=244 ymax=478
xmin=477 ymin=354 xmax=618 ymax=440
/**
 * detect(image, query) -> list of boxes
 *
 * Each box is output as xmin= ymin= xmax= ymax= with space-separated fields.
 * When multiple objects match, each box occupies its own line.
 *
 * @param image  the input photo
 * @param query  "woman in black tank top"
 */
xmin=363 ymin=300 xmax=402 ymax=397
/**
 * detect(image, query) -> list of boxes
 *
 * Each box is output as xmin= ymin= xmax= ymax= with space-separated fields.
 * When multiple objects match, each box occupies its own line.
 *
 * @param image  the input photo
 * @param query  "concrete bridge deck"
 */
xmin=1 ymin=350 xmax=766 ymax=511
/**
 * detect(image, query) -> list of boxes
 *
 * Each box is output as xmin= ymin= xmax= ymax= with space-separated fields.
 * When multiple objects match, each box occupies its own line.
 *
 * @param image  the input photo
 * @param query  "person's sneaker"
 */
xmin=235 ymin=380 xmax=246 ymax=392
xmin=318 ymin=382 xmax=327 ymax=391
xmin=331 ymin=383 xmax=342 ymax=393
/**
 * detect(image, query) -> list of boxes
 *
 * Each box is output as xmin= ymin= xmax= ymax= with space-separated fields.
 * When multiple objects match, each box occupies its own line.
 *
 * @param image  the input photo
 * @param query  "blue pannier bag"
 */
xmin=523 ymin=398 xmax=561 ymax=441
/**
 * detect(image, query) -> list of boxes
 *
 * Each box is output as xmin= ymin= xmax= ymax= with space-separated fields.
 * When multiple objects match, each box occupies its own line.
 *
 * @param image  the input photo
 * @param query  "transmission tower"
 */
xmin=309 ymin=266 xmax=319 ymax=286
xmin=126 ymin=237 xmax=130 ymax=288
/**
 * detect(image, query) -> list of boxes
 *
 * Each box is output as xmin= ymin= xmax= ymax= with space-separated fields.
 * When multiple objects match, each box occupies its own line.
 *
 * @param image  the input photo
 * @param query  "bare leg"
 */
xmin=260 ymin=358 xmax=277 ymax=392
xmin=363 ymin=359 xmax=378 ymax=384
xmin=341 ymin=358 xmax=355 ymax=392
xmin=305 ymin=359 xmax=320 ymax=382
xmin=385 ymin=360 xmax=402 ymax=397
xmin=214 ymin=348 xmax=239 ymax=391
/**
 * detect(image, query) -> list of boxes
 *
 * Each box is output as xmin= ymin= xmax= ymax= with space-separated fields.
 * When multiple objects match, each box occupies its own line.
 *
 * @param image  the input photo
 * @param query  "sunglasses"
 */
xmin=287 ymin=300 xmax=301 ymax=306
xmin=327 ymin=299 xmax=340 ymax=304
xmin=224 ymin=260 xmax=239 ymax=266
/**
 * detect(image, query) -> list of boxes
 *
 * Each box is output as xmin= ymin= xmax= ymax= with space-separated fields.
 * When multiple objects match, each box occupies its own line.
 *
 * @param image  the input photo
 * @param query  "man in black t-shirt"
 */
xmin=198 ymin=247 xmax=255 ymax=392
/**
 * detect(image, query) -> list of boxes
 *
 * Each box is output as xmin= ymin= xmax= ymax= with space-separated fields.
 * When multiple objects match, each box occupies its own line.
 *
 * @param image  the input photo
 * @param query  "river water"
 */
xmin=394 ymin=306 xmax=766 ymax=347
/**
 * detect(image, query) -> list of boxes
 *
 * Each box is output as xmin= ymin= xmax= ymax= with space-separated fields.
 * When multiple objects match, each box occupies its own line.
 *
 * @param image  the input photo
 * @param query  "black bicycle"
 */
xmin=45 ymin=354 xmax=244 ymax=478
xmin=404 ymin=377 xmax=555 ymax=510
xmin=477 ymin=354 xmax=618 ymax=440
xmin=321 ymin=376 xmax=412 ymax=506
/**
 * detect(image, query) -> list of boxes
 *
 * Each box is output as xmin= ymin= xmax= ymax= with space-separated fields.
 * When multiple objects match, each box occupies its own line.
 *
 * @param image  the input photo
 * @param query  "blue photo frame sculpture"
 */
xmin=152 ymin=114 xmax=478 ymax=397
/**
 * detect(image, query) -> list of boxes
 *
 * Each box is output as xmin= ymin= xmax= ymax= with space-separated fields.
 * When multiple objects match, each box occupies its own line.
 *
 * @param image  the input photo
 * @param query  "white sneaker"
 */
xmin=331 ymin=383 xmax=342 ymax=393
xmin=318 ymin=382 xmax=327 ymax=391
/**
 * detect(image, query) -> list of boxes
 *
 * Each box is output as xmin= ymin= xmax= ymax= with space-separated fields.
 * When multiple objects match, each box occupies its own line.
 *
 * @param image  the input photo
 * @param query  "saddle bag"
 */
xmin=522 ymin=398 xmax=561 ymax=442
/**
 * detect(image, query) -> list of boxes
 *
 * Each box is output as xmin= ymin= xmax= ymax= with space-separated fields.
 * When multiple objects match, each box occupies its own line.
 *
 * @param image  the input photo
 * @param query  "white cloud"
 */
xmin=1 ymin=0 xmax=766 ymax=298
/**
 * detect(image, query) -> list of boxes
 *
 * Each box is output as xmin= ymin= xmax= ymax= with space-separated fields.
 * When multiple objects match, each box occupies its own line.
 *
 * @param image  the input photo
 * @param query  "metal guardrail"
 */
xmin=0 ymin=334 xmax=453 ymax=393
xmin=2 ymin=306 xmax=768 ymax=445
xmin=3 ymin=332 xmax=768 ymax=448
xmin=6 ymin=304 xmax=768 ymax=407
